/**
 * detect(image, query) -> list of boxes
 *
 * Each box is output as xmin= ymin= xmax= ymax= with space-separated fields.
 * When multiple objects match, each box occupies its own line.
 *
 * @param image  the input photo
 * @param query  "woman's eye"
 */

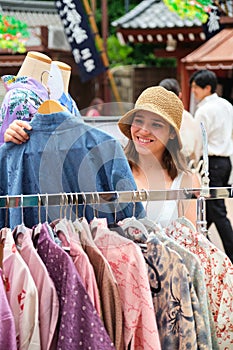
xmin=133 ymin=118 xmax=143 ymax=125
xmin=152 ymin=123 xmax=163 ymax=128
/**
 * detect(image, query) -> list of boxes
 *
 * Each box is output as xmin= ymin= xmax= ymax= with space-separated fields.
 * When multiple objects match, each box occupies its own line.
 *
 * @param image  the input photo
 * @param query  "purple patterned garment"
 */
xmin=37 ymin=223 xmax=115 ymax=350
xmin=0 ymin=75 xmax=48 ymax=145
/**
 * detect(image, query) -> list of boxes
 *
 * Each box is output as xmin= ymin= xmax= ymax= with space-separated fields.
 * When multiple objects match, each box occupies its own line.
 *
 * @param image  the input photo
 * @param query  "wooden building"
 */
xmin=181 ymin=28 xmax=233 ymax=109
xmin=112 ymin=0 xmax=233 ymax=109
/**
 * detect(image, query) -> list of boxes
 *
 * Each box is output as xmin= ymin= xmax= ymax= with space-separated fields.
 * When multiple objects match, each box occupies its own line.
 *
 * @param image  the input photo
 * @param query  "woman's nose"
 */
xmin=139 ymin=125 xmax=150 ymax=134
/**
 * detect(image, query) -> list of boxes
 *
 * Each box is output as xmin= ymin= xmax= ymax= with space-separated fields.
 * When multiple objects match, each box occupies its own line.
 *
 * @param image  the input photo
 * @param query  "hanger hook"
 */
xmin=21 ymin=194 xmax=24 ymax=224
xmin=141 ymin=188 xmax=149 ymax=215
xmin=64 ymin=193 xmax=69 ymax=218
xmin=60 ymin=193 xmax=64 ymax=220
xmin=45 ymin=193 xmax=49 ymax=223
xmin=75 ymin=193 xmax=79 ymax=219
xmin=37 ymin=193 xmax=41 ymax=224
xmin=5 ymin=195 xmax=9 ymax=227
xmin=40 ymin=70 xmax=50 ymax=98
xmin=69 ymin=193 xmax=73 ymax=221
xmin=114 ymin=191 xmax=119 ymax=223
xmin=91 ymin=192 xmax=98 ymax=218
xmin=95 ymin=192 xmax=100 ymax=218
xmin=131 ymin=190 xmax=137 ymax=217
xmin=82 ymin=192 xmax=87 ymax=218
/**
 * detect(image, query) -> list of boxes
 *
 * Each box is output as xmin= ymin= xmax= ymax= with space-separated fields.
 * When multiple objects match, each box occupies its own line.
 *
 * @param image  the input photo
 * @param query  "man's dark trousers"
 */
xmin=206 ymin=156 xmax=233 ymax=263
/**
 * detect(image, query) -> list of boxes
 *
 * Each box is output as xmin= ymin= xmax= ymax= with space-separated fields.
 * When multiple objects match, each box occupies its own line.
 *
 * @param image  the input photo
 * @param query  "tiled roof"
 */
xmin=0 ymin=0 xmax=62 ymax=27
xmin=181 ymin=28 xmax=233 ymax=69
xmin=111 ymin=0 xmax=208 ymax=45
xmin=111 ymin=0 xmax=202 ymax=29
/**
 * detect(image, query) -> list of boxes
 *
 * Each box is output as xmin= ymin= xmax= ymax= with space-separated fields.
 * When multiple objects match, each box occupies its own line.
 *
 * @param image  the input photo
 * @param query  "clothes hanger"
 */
xmin=13 ymin=194 xmax=28 ymax=246
xmin=67 ymin=193 xmax=83 ymax=244
xmin=117 ymin=190 xmax=149 ymax=243
xmin=66 ymin=193 xmax=79 ymax=242
xmin=31 ymin=193 xmax=43 ymax=246
xmin=107 ymin=191 xmax=126 ymax=237
xmin=134 ymin=190 xmax=167 ymax=248
xmin=72 ymin=193 xmax=85 ymax=232
xmin=54 ymin=193 xmax=71 ymax=248
xmin=175 ymin=197 xmax=197 ymax=233
xmin=37 ymin=99 xmax=67 ymax=114
xmin=89 ymin=192 xmax=110 ymax=239
xmin=73 ymin=192 xmax=96 ymax=244
xmin=5 ymin=195 xmax=9 ymax=228
xmin=0 ymin=196 xmax=9 ymax=244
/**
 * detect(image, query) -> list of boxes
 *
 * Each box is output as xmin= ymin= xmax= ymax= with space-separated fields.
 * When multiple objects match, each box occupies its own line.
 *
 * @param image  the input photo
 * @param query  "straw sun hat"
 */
xmin=118 ymin=86 xmax=184 ymax=148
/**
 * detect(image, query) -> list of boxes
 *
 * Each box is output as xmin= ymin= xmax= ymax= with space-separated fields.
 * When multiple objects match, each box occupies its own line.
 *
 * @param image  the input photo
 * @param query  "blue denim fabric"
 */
xmin=0 ymin=111 xmax=144 ymax=228
xmin=59 ymin=92 xmax=81 ymax=118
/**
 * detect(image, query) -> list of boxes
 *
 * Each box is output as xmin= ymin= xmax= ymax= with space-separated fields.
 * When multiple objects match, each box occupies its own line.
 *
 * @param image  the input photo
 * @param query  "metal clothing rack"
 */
xmin=0 ymin=187 xmax=232 ymax=234
xmin=0 ymin=187 xmax=231 ymax=209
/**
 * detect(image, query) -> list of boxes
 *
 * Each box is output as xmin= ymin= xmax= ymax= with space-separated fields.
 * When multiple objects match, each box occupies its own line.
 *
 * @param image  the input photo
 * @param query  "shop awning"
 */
xmin=181 ymin=28 xmax=233 ymax=70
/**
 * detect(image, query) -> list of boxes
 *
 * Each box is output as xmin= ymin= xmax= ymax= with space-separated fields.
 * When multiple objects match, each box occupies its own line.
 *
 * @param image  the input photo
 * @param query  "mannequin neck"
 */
xmin=53 ymin=61 xmax=71 ymax=94
xmin=60 ymin=70 xmax=71 ymax=94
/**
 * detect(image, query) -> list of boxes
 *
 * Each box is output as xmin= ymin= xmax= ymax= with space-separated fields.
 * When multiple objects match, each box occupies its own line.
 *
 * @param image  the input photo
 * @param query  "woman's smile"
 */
xmin=136 ymin=136 xmax=154 ymax=145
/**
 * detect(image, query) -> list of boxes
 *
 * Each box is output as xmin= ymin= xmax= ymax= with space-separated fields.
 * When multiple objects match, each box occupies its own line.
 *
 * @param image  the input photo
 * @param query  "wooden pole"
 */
xmin=90 ymin=0 xmax=96 ymax=12
xmin=101 ymin=0 xmax=109 ymax=103
xmin=82 ymin=0 xmax=123 ymax=108
xmin=180 ymin=60 xmax=190 ymax=111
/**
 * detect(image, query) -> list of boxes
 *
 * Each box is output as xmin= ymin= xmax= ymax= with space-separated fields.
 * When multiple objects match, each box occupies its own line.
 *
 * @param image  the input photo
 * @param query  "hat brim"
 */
xmin=118 ymin=107 xmax=183 ymax=149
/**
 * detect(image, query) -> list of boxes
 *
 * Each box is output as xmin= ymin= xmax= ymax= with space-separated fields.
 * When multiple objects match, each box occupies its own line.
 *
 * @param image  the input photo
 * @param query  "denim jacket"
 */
xmin=0 ymin=110 xmax=144 ymax=228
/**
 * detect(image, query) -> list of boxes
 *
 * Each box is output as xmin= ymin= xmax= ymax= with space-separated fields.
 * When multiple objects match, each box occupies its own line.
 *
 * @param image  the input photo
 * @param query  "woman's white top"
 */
xmin=143 ymin=172 xmax=183 ymax=227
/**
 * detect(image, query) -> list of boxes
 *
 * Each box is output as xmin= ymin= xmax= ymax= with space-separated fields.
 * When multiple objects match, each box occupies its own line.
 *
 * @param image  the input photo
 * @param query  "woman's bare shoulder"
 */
xmin=181 ymin=171 xmax=201 ymax=189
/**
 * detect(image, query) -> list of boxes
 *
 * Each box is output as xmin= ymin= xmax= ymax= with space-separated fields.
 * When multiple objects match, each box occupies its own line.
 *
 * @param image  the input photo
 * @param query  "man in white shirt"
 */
xmin=190 ymin=69 xmax=233 ymax=263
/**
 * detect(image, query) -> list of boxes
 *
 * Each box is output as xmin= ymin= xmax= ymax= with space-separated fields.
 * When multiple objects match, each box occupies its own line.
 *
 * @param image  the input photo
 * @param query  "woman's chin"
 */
xmin=135 ymin=144 xmax=152 ymax=155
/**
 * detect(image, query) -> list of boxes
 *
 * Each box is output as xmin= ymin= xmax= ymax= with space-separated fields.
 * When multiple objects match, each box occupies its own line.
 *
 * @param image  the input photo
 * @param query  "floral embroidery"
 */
xmin=17 ymin=289 xmax=26 ymax=311
xmin=166 ymin=221 xmax=233 ymax=348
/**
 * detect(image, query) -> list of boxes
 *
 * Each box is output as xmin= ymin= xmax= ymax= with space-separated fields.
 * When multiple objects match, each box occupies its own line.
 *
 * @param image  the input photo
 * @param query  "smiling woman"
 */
xmin=118 ymin=86 xmax=200 ymax=226
xmin=131 ymin=111 xmax=175 ymax=159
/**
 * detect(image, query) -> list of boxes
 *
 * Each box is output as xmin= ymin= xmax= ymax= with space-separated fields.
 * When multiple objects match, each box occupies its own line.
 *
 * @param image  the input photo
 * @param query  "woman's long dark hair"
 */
xmin=124 ymin=129 xmax=188 ymax=180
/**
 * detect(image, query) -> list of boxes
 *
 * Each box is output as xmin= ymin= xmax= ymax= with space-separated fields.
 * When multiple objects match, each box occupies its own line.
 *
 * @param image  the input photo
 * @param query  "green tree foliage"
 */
xmin=0 ymin=14 xmax=29 ymax=53
xmin=164 ymin=0 xmax=211 ymax=22
xmin=95 ymin=0 xmax=140 ymax=35
xmin=95 ymin=0 xmax=177 ymax=67
xmin=107 ymin=35 xmax=133 ymax=65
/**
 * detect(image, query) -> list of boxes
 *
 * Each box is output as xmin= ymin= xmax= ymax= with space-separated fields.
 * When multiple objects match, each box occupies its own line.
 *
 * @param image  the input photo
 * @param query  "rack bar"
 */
xmin=0 ymin=187 xmax=231 ymax=209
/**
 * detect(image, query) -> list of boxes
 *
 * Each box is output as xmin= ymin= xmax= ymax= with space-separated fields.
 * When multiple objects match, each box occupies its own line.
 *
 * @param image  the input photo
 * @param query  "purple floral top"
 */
xmin=0 ymin=75 xmax=48 ymax=145
xmin=0 ymin=75 xmax=81 ymax=146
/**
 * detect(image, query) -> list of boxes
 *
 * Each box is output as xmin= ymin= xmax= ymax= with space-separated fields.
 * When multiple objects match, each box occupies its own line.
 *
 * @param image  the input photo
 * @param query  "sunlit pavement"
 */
xmin=208 ymin=198 xmax=233 ymax=253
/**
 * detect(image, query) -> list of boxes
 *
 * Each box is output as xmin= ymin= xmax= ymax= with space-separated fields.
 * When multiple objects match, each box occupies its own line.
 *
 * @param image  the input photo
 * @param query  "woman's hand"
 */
xmin=4 ymin=120 xmax=32 ymax=144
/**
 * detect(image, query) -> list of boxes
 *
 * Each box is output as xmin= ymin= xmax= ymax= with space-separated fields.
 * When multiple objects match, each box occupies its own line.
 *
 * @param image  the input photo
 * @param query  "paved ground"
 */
xmin=207 ymin=198 xmax=233 ymax=253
